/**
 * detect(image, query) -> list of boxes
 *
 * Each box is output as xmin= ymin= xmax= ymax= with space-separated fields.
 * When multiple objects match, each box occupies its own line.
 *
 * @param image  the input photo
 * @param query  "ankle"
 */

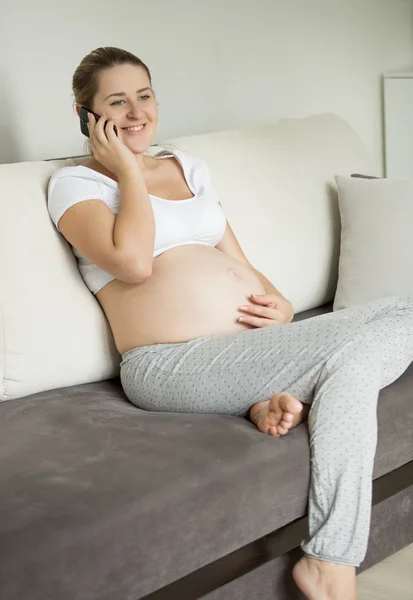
xmin=303 ymin=555 xmax=355 ymax=575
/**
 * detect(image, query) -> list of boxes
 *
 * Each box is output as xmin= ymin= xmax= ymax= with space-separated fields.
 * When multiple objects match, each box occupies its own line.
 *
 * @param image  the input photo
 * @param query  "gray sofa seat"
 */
xmin=1 ymin=304 xmax=412 ymax=600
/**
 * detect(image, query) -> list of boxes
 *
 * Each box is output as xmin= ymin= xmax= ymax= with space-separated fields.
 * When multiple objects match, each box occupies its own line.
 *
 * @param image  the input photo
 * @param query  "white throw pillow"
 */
xmin=333 ymin=175 xmax=413 ymax=310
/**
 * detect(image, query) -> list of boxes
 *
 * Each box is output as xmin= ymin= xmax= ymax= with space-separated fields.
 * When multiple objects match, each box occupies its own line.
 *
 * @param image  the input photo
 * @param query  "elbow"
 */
xmin=122 ymin=255 xmax=152 ymax=284
xmin=132 ymin=264 xmax=152 ymax=283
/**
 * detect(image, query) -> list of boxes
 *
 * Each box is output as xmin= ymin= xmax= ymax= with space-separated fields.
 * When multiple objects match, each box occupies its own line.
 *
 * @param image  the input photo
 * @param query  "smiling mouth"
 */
xmin=122 ymin=124 xmax=146 ymax=133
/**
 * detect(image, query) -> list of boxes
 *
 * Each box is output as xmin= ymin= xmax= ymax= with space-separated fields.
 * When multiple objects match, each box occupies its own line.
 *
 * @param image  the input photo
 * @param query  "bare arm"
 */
xmin=113 ymin=169 xmax=155 ymax=276
xmin=57 ymin=169 xmax=155 ymax=284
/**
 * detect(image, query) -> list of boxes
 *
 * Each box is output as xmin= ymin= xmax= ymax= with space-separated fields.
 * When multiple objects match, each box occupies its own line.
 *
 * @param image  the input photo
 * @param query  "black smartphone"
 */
xmin=79 ymin=106 xmax=118 ymax=138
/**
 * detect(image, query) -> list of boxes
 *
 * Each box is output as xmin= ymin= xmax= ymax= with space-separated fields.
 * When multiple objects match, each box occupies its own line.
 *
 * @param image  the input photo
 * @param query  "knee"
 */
xmin=334 ymin=320 xmax=366 ymax=347
xmin=325 ymin=335 xmax=381 ymax=376
xmin=397 ymin=295 xmax=413 ymax=311
xmin=375 ymin=294 xmax=413 ymax=313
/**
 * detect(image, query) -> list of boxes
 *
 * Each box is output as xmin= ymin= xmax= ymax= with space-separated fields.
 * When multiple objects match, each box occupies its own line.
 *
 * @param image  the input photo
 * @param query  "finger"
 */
xmin=87 ymin=113 xmax=95 ymax=140
xmin=250 ymin=294 xmax=271 ymax=302
xmin=93 ymin=113 xmax=109 ymax=145
xmin=88 ymin=111 xmax=99 ymax=132
xmin=105 ymin=119 xmax=119 ymax=141
xmin=238 ymin=314 xmax=275 ymax=327
xmin=250 ymin=294 xmax=278 ymax=307
xmin=239 ymin=304 xmax=280 ymax=320
xmin=88 ymin=118 xmax=96 ymax=154
xmin=96 ymin=114 xmax=110 ymax=144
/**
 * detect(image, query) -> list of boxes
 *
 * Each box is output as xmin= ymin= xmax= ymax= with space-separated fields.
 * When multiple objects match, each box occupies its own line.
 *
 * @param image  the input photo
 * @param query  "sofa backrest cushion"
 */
xmin=0 ymin=160 xmax=121 ymax=402
xmin=164 ymin=114 xmax=371 ymax=313
xmin=0 ymin=113 xmax=371 ymax=401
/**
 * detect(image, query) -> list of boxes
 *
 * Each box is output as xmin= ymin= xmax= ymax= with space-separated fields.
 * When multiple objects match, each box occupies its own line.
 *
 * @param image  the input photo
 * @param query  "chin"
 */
xmin=123 ymin=137 xmax=148 ymax=151
xmin=129 ymin=144 xmax=153 ymax=156
xmin=123 ymin=133 xmax=154 ymax=154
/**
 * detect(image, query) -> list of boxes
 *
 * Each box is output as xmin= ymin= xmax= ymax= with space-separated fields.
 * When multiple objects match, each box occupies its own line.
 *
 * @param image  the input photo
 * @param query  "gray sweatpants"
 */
xmin=119 ymin=296 xmax=413 ymax=566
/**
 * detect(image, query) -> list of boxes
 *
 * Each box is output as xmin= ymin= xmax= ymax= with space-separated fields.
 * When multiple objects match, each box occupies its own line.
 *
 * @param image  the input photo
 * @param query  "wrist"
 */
xmin=118 ymin=166 xmax=143 ymax=182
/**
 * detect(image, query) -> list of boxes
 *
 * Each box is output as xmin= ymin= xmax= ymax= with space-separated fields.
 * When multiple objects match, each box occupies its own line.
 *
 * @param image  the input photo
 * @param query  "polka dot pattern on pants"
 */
xmin=120 ymin=295 xmax=413 ymax=566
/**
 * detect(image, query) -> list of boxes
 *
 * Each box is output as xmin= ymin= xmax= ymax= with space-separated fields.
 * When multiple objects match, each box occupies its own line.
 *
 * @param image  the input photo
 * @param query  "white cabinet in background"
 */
xmin=384 ymin=72 xmax=413 ymax=179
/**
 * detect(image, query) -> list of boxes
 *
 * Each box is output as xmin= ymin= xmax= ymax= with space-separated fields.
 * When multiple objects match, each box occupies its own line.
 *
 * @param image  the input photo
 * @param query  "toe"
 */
xmin=280 ymin=419 xmax=292 ymax=430
xmin=279 ymin=393 xmax=303 ymax=415
xmin=269 ymin=426 xmax=280 ymax=437
xmin=278 ymin=426 xmax=289 ymax=435
xmin=280 ymin=413 xmax=294 ymax=427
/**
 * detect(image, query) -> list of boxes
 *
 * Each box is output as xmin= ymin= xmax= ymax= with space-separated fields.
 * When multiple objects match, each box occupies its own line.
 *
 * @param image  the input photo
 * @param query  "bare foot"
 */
xmin=293 ymin=556 xmax=357 ymax=600
xmin=249 ymin=392 xmax=306 ymax=437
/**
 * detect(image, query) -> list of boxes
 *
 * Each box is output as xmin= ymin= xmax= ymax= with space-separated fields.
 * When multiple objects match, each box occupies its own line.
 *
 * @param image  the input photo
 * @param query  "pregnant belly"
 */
xmin=97 ymin=244 xmax=267 ymax=354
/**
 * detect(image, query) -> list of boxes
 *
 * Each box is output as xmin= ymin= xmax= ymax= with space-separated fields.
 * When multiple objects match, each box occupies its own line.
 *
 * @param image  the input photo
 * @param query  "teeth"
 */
xmin=124 ymin=125 xmax=144 ymax=131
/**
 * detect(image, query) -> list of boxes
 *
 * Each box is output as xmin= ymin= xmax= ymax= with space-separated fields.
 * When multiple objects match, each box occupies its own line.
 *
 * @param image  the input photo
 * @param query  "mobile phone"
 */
xmin=79 ymin=106 xmax=118 ymax=138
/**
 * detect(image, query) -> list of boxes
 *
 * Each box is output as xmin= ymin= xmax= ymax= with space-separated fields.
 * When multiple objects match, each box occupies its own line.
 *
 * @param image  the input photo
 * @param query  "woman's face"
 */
xmin=90 ymin=63 xmax=158 ymax=155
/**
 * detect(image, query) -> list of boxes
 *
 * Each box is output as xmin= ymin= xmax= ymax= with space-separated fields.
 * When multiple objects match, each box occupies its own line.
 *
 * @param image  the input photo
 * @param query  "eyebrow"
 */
xmin=104 ymin=87 xmax=152 ymax=101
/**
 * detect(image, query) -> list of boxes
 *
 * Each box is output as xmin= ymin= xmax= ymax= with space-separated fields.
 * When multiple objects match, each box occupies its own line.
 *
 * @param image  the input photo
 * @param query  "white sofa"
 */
xmin=0 ymin=113 xmax=370 ymax=401
xmin=1 ymin=113 xmax=412 ymax=600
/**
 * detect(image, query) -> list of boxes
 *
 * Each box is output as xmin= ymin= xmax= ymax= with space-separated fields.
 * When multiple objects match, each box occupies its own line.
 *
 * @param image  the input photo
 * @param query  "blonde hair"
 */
xmin=72 ymin=46 xmax=152 ymax=155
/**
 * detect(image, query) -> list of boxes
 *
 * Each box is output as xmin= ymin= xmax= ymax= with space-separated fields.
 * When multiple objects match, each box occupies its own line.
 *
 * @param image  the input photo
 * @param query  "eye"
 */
xmin=110 ymin=95 xmax=151 ymax=106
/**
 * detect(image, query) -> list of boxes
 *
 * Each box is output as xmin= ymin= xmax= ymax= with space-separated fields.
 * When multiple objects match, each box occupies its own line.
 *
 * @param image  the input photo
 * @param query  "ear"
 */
xmin=75 ymin=104 xmax=82 ymax=117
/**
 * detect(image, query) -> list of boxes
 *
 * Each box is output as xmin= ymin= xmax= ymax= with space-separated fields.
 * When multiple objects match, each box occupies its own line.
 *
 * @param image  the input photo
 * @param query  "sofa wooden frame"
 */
xmin=142 ymin=460 xmax=413 ymax=600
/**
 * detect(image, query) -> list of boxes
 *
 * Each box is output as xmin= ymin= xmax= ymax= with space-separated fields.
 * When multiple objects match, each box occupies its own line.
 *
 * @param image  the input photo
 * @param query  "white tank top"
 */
xmin=47 ymin=149 xmax=227 ymax=294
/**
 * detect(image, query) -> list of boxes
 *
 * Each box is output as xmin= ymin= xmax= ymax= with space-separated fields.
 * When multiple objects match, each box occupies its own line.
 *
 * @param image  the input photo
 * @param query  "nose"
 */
xmin=126 ymin=101 xmax=146 ymax=121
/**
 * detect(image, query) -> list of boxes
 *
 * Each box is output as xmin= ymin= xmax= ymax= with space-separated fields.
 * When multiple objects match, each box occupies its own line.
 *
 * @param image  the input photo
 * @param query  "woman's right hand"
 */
xmin=88 ymin=112 xmax=139 ymax=178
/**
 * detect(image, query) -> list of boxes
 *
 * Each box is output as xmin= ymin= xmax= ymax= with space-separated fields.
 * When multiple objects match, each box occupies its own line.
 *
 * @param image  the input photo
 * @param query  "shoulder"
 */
xmin=49 ymin=164 xmax=101 ymax=186
xmin=47 ymin=165 xmax=108 ymax=230
xmin=47 ymin=165 xmax=106 ymax=209
xmin=48 ymin=165 xmax=107 ymax=198
xmin=155 ymin=147 xmax=208 ymax=172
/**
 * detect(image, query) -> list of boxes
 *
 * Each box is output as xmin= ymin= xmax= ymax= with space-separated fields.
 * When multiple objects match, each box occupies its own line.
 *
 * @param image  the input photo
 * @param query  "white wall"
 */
xmin=1 ymin=0 xmax=413 ymax=174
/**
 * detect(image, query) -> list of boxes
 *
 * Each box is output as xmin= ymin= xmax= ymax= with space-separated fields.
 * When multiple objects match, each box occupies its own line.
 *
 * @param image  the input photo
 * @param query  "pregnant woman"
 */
xmin=48 ymin=46 xmax=413 ymax=600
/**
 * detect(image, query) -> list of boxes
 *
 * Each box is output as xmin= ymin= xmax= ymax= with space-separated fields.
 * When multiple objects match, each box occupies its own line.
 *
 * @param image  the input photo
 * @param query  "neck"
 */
xmin=88 ymin=149 xmax=155 ymax=177
xmin=136 ymin=152 xmax=148 ymax=171
xmin=137 ymin=151 xmax=157 ymax=173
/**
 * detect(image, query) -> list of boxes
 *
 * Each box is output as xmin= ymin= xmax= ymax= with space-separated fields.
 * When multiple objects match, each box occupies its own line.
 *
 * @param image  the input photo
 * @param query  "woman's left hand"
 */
xmin=237 ymin=294 xmax=294 ymax=327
